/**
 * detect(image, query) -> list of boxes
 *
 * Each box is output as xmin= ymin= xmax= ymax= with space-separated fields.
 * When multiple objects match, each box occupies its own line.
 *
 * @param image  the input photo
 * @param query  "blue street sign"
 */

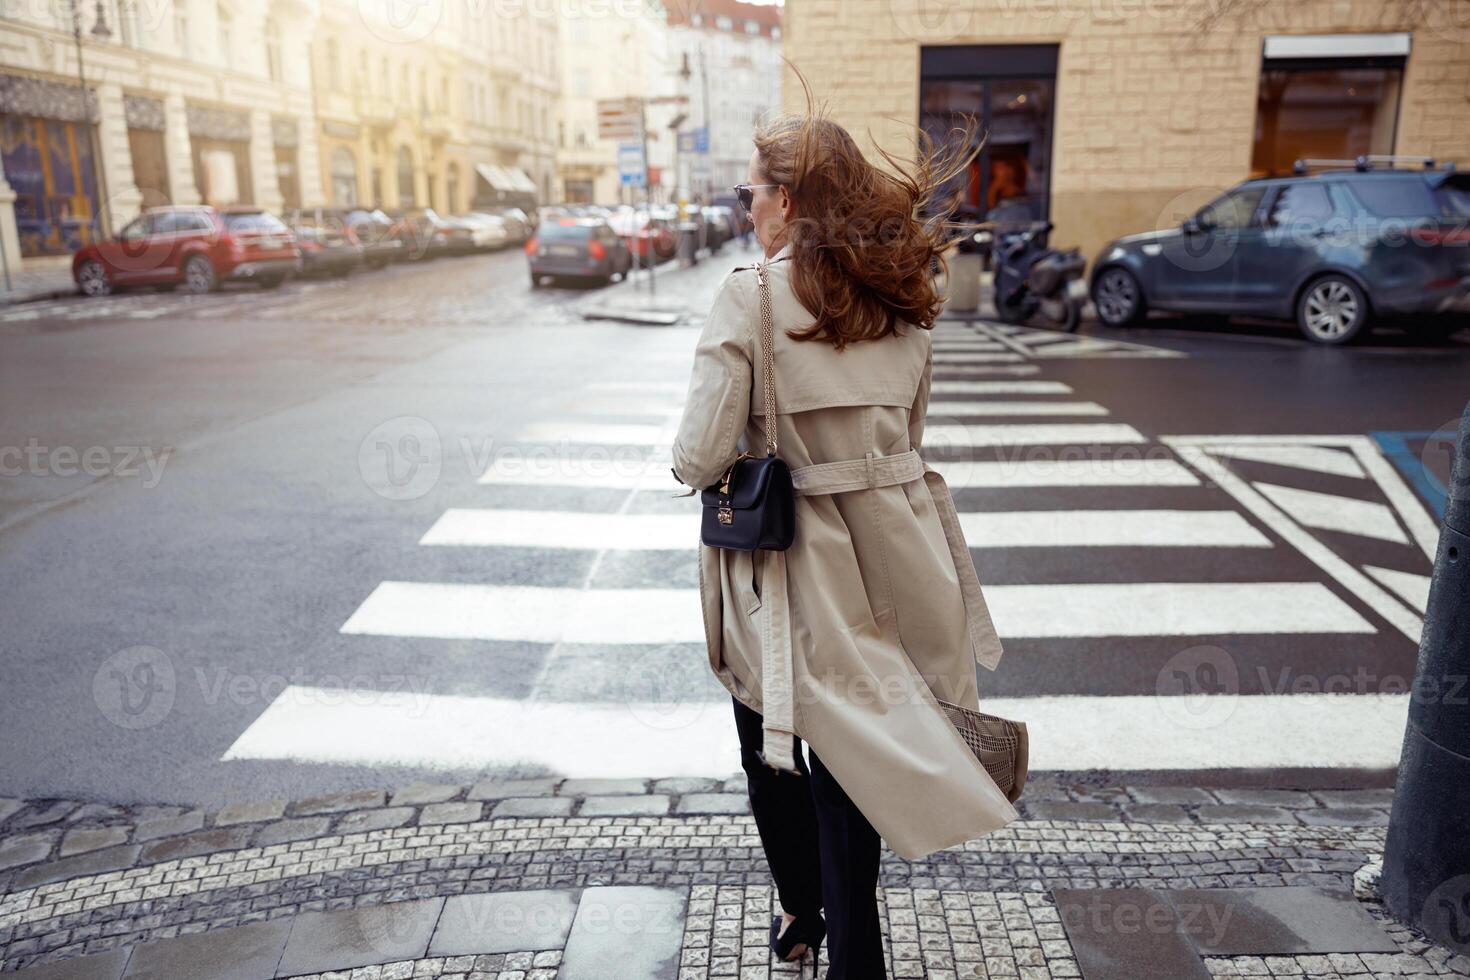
xmin=693 ymin=126 xmax=709 ymax=154
xmin=618 ymin=142 xmax=645 ymax=187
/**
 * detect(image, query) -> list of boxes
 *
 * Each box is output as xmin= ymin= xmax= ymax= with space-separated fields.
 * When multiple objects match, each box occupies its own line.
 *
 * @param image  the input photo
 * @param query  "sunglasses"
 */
xmin=732 ymin=183 xmax=779 ymax=212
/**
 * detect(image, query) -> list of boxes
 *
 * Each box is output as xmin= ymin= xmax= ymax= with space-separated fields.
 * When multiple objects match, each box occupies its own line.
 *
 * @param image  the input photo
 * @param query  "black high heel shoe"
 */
xmin=770 ymin=912 xmax=827 ymax=966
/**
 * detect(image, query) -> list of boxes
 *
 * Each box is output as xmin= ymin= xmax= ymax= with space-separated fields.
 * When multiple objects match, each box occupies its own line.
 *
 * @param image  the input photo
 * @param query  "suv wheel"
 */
xmin=1092 ymin=267 xmax=1145 ymax=327
xmin=1298 ymin=275 xmax=1368 ymax=344
xmin=183 ymin=255 xmax=218 ymax=294
xmin=77 ymin=260 xmax=112 ymax=297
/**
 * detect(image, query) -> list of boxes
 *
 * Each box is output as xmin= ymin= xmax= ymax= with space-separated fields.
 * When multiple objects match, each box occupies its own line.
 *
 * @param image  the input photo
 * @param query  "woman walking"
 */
xmin=670 ymin=99 xmax=1019 ymax=977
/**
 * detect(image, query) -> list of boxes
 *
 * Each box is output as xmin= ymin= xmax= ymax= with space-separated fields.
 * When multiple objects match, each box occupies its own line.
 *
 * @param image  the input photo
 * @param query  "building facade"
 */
xmin=782 ymin=0 xmax=1470 ymax=264
xmin=1 ymin=0 xmax=323 ymax=267
xmin=666 ymin=0 xmax=782 ymax=198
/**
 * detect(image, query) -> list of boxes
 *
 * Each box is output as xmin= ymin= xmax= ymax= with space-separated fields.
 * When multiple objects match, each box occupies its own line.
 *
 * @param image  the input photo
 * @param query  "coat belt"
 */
xmin=753 ymin=449 xmax=1006 ymax=774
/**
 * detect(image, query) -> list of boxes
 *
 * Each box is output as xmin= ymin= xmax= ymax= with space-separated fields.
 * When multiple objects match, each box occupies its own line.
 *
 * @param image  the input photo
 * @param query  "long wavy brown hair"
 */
xmin=753 ymin=66 xmax=983 ymax=350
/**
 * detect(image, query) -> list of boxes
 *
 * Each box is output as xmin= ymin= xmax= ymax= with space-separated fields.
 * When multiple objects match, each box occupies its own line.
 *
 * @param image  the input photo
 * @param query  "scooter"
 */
xmin=988 ymin=221 xmax=1087 ymax=332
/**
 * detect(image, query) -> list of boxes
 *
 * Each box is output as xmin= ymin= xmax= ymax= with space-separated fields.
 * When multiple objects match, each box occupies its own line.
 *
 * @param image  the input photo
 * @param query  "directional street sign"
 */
xmin=597 ymin=97 xmax=642 ymax=142
xmin=618 ymin=142 xmax=646 ymax=187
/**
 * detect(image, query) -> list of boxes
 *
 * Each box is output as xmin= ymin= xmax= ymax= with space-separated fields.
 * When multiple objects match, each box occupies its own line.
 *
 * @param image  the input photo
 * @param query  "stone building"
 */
xmin=0 ymin=0 xmax=323 ymax=266
xmin=781 ymin=0 xmax=1470 ymax=263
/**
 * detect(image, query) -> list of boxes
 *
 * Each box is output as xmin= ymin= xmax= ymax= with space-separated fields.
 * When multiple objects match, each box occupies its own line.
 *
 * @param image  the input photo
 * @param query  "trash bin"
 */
xmin=677 ymin=222 xmax=701 ymax=267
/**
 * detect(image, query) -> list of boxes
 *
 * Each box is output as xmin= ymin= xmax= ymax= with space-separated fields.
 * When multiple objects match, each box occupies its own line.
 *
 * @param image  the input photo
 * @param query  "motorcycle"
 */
xmin=987 ymin=220 xmax=1087 ymax=332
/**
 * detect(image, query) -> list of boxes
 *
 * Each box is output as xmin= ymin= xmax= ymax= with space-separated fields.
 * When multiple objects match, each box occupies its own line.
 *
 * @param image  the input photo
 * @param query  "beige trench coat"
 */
xmin=670 ymin=244 xmax=1020 ymax=861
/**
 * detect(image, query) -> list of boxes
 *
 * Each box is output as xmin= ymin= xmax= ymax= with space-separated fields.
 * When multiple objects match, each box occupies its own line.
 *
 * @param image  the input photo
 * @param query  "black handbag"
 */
xmin=699 ymin=260 xmax=795 ymax=552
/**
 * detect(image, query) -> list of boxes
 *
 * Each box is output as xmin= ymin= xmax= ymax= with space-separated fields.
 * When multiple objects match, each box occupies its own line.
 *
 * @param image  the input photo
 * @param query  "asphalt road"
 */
xmin=1 ymin=244 xmax=1467 ymax=808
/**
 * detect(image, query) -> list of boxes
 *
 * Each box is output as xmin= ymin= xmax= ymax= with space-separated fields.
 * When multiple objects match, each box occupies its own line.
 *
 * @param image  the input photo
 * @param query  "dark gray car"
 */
xmin=1090 ymin=161 xmax=1470 ymax=344
xmin=527 ymin=218 xmax=632 ymax=287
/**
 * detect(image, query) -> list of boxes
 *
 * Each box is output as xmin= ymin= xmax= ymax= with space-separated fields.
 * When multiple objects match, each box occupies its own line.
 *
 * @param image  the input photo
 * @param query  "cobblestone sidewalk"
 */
xmin=0 ymin=776 xmax=1463 ymax=979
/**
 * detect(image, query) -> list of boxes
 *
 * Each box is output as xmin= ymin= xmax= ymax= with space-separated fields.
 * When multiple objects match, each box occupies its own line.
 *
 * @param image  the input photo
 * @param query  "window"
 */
xmin=1267 ymin=183 xmax=1333 ymax=226
xmin=1438 ymin=176 xmax=1470 ymax=219
xmin=265 ymin=20 xmax=283 ymax=82
xmin=223 ymin=211 xmax=288 ymax=234
xmin=216 ymin=3 xmax=231 ymax=65
xmin=1252 ymin=61 xmax=1404 ymax=178
xmin=325 ymin=39 xmax=341 ymax=91
xmin=119 ymin=215 xmax=153 ymax=241
xmin=716 ymin=15 xmax=731 ymax=29
xmin=1198 ymin=187 xmax=1267 ymax=230
xmin=746 ymin=20 xmax=759 ymax=35
xmin=1342 ymin=178 xmax=1435 ymax=218
xmin=175 ymin=9 xmax=190 ymax=58
xmin=397 ymin=146 xmax=416 ymax=206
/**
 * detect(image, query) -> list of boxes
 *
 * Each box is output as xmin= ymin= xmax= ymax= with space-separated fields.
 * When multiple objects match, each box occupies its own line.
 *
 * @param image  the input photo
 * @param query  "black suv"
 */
xmin=1090 ymin=157 xmax=1470 ymax=344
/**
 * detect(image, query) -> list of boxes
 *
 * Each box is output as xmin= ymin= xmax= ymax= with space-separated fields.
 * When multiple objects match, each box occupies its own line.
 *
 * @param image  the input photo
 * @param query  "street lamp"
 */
xmin=71 ymin=0 xmax=113 ymax=240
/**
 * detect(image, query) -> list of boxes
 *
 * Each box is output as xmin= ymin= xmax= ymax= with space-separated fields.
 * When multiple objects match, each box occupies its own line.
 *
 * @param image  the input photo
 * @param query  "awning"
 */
xmin=475 ymin=163 xmax=537 ymax=195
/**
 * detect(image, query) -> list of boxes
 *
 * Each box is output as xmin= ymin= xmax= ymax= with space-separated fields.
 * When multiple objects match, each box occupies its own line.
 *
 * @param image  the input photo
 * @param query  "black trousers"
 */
xmin=732 ymin=695 xmax=887 ymax=978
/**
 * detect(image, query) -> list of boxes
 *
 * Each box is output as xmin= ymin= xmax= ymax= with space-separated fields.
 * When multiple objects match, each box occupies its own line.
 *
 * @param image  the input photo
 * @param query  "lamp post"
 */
xmin=72 ymin=0 xmax=113 ymax=241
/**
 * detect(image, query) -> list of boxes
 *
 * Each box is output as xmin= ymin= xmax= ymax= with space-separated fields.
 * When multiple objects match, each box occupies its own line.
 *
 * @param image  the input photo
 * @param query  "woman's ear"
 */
xmin=779 ymin=186 xmax=794 ymax=220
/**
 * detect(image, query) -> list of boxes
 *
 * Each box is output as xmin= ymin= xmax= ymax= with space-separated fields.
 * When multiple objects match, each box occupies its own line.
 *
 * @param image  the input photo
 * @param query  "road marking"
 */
xmin=223 ymin=687 xmax=1409 ymax=773
xmin=1168 ymin=442 xmax=1423 ymax=643
xmin=478 ymin=453 xmax=669 ymax=490
xmin=421 ymin=508 xmax=1270 ymax=551
xmin=1205 ymin=444 xmax=1366 ymax=479
xmin=958 ymin=510 xmax=1271 ymax=548
xmin=519 ymin=421 xmax=1145 ymax=448
xmin=932 ymin=365 xmax=1041 ymax=377
xmin=924 ymin=401 xmax=1109 ymax=417
xmin=932 ymin=352 xmax=1026 ymax=364
xmin=925 ymin=423 xmax=1146 ymax=447
xmin=1363 ymin=565 xmax=1432 ymax=615
xmin=340 ymin=580 xmax=1371 ymax=643
xmin=935 ymin=457 xmax=1201 ymax=488
xmin=930 ymin=381 xmax=1073 ymax=395
xmin=1254 ymin=482 xmax=1408 ymax=544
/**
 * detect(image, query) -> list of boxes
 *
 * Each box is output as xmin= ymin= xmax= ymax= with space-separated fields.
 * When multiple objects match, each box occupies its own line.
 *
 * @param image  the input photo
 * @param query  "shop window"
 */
xmin=331 ymin=147 xmax=359 ymax=207
xmin=1252 ymin=58 xmax=1404 ymax=177
xmin=127 ymin=127 xmax=171 ymax=207
xmin=2 ymin=115 xmax=101 ymax=257
xmin=275 ymin=145 xmax=300 ymax=212
xmin=397 ymin=146 xmax=416 ymax=207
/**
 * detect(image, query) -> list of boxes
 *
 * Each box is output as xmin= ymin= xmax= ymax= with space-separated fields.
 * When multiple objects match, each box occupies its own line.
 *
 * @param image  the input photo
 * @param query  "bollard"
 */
xmin=1382 ymin=399 xmax=1470 ymax=951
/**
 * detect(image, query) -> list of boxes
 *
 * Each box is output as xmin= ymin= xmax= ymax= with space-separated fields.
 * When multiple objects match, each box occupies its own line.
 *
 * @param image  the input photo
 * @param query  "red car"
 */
xmin=72 ymin=205 xmax=301 ymax=296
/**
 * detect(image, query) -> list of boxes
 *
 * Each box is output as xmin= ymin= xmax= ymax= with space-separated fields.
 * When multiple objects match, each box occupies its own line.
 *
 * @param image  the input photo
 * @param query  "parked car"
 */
xmin=483 ymin=207 xmax=531 ymax=244
xmin=390 ymin=208 xmax=468 ymax=260
xmin=702 ymin=205 xmax=738 ymax=249
xmin=72 ymin=205 xmax=300 ymax=296
xmin=287 ymin=211 xmax=363 ymax=277
xmin=332 ymin=208 xmax=403 ymax=268
xmin=458 ymin=213 xmax=511 ymax=251
xmin=526 ymin=217 xmax=632 ymax=286
xmin=608 ymin=209 xmax=676 ymax=262
xmin=1090 ymin=158 xmax=1470 ymax=344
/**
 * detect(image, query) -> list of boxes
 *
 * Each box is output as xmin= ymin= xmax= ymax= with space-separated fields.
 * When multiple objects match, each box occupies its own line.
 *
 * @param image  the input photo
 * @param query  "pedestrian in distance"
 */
xmin=669 ymin=71 xmax=1018 ymax=979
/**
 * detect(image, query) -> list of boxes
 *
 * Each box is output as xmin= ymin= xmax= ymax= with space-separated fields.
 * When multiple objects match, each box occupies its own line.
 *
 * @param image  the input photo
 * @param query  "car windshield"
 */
xmin=539 ymin=223 xmax=593 ymax=241
xmin=224 ymin=212 xmax=288 ymax=234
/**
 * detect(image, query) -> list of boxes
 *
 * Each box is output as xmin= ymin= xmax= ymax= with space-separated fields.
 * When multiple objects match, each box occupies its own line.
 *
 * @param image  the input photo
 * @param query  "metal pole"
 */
xmin=1382 ymin=401 xmax=1470 ymax=953
xmin=72 ymin=0 xmax=112 ymax=240
xmin=640 ymin=97 xmax=654 ymax=296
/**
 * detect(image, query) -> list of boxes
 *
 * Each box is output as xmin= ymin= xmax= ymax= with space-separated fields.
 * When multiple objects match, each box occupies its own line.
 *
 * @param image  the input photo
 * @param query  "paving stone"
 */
xmin=0 ymin=833 xmax=54 ymax=871
xmin=1167 ymin=887 xmax=1398 ymax=954
xmin=65 ymin=804 xmax=127 ymax=824
xmin=213 ymin=800 xmax=288 ymax=827
xmin=674 ymin=794 xmax=748 ymax=816
xmin=122 ymin=917 xmax=292 ymax=980
xmin=0 ymin=797 xmax=24 ymax=824
xmin=651 ymin=777 xmax=719 ymax=795
xmin=59 ymin=826 xmax=130 ymax=857
xmin=419 ymin=802 xmax=483 ymax=825
xmin=138 ymin=827 xmax=252 ymax=864
xmin=132 ymin=809 xmax=205 ymax=842
xmin=10 ymin=802 xmax=78 ymax=829
xmin=560 ymin=886 xmax=686 ymax=980
xmin=1196 ymin=805 xmax=1299 ymax=824
xmin=390 ymin=783 xmax=463 ymax=807
xmin=1124 ymin=804 xmax=1194 ymax=824
xmin=252 ymin=817 xmax=332 ymax=847
xmin=1127 ymin=786 xmax=1218 ymax=805
xmin=334 ymin=806 xmax=417 ymax=834
xmin=488 ymin=797 xmax=573 ymax=818
xmin=289 ymin=789 xmax=387 ymax=816
xmin=8 ymin=948 xmax=129 ymax=980
xmin=1312 ymin=790 xmax=1394 ymax=809
xmin=1213 ymin=790 xmax=1318 ymax=809
xmin=1053 ymin=888 xmax=1211 ymax=980
xmin=578 ymin=795 xmax=670 ymax=817
xmin=1296 ymin=808 xmax=1389 ymax=828
xmin=558 ymin=778 xmax=649 ymax=796
xmin=429 ymin=889 xmax=581 ymax=956
xmin=468 ymin=778 xmax=559 ymax=800
xmin=1024 ymin=802 xmax=1117 ymax=822
xmin=275 ymin=897 xmax=444 ymax=976
xmin=13 ymin=845 xmax=140 ymax=890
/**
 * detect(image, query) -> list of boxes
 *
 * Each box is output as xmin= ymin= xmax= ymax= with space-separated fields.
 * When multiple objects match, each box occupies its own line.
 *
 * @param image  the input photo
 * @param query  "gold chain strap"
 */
xmin=757 ymin=262 xmax=777 ymax=456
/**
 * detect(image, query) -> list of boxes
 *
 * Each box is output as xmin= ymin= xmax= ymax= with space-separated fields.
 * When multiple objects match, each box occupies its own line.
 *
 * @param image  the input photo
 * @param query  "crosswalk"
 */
xmin=223 ymin=318 xmax=1438 ymax=778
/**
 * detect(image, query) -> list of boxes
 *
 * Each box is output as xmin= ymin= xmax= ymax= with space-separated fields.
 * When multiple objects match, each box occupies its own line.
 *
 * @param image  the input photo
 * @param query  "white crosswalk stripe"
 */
xmin=224 ymin=321 xmax=1430 ymax=780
